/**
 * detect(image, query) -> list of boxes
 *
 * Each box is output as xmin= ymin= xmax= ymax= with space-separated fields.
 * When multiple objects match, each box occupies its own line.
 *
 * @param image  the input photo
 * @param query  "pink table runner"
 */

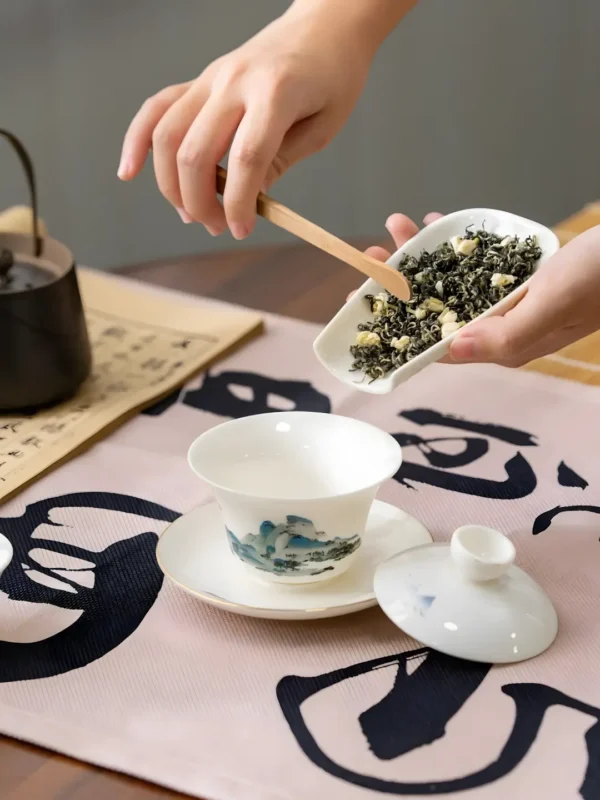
xmin=0 ymin=290 xmax=599 ymax=800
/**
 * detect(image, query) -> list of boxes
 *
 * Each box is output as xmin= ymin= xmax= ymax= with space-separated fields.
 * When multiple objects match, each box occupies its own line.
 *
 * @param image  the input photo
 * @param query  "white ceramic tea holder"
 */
xmin=314 ymin=209 xmax=560 ymax=394
xmin=374 ymin=524 xmax=558 ymax=664
xmin=156 ymin=500 xmax=432 ymax=620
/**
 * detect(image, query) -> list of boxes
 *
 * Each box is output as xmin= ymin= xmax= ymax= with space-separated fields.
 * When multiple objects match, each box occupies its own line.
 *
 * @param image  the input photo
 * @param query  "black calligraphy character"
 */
xmin=172 ymin=339 xmax=191 ymax=349
xmin=0 ymin=422 xmax=21 ymax=434
xmin=557 ymin=462 xmax=589 ymax=490
xmin=41 ymin=423 xmax=67 ymax=435
xmin=183 ymin=370 xmax=332 ymax=418
xmin=143 ymin=370 xmax=331 ymax=418
xmin=0 ymin=492 xmax=178 ymax=682
xmin=102 ymin=326 xmax=127 ymax=340
xmin=105 ymin=382 xmax=128 ymax=393
xmin=71 ymin=402 xmax=91 ymax=413
xmin=392 ymin=408 xmax=537 ymax=499
xmin=7 ymin=450 xmax=24 ymax=458
xmin=533 ymin=505 xmax=600 ymax=535
xmin=147 ymin=363 xmax=184 ymax=388
xmin=141 ymin=358 xmax=167 ymax=371
xmin=278 ymin=650 xmax=600 ymax=797
xmin=21 ymin=436 xmax=42 ymax=449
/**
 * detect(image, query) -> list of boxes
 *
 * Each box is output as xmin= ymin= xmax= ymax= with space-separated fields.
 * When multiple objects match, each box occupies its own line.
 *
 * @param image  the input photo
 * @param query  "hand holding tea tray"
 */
xmin=316 ymin=209 xmax=600 ymax=393
xmin=314 ymin=209 xmax=561 ymax=393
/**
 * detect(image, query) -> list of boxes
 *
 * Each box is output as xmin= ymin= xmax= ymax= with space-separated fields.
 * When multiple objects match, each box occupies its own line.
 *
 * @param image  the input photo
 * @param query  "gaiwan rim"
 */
xmin=187 ymin=411 xmax=403 ymax=502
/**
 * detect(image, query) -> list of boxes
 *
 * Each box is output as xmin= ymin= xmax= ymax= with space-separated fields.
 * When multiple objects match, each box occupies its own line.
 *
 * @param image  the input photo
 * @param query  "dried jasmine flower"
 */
xmin=491 ymin=273 xmax=518 ymax=288
xmin=350 ymin=227 xmax=542 ymax=381
xmin=355 ymin=330 xmax=381 ymax=347
xmin=391 ymin=335 xmax=410 ymax=351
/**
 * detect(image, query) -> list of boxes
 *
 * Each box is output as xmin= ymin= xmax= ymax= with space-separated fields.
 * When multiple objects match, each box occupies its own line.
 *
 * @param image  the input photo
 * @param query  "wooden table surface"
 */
xmin=1 ymin=206 xmax=599 ymax=799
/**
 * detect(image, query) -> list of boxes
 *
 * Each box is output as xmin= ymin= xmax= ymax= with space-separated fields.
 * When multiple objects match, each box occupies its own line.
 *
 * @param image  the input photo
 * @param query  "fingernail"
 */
xmin=230 ymin=223 xmax=250 ymax=240
xmin=117 ymin=156 xmax=131 ymax=180
xmin=176 ymin=207 xmax=194 ymax=224
xmin=206 ymin=224 xmax=225 ymax=237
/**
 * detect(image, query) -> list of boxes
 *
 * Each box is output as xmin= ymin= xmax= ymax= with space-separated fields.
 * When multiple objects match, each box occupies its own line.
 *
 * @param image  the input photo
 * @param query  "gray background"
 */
xmin=1 ymin=0 xmax=598 ymax=270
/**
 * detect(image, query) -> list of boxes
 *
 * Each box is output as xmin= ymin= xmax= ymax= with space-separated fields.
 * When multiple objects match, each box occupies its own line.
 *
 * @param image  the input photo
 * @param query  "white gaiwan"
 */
xmin=374 ymin=524 xmax=558 ymax=664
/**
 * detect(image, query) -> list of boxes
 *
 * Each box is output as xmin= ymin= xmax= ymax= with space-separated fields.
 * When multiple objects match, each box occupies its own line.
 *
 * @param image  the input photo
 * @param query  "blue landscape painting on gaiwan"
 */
xmin=227 ymin=515 xmax=361 ymax=577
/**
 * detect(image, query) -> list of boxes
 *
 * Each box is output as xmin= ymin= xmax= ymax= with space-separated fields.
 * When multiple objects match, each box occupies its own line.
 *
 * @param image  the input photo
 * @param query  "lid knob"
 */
xmin=450 ymin=524 xmax=515 ymax=582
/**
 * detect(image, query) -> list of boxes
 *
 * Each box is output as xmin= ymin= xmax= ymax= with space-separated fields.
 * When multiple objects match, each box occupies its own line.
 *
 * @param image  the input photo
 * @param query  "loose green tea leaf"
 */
xmin=350 ymin=228 xmax=542 ymax=381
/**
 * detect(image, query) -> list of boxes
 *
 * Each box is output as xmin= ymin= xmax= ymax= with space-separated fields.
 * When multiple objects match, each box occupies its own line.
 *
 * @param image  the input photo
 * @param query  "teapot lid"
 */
xmin=374 ymin=524 xmax=558 ymax=664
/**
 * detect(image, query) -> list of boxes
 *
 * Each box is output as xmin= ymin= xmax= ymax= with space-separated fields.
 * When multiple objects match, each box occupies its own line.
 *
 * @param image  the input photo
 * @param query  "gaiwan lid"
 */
xmin=374 ymin=524 xmax=558 ymax=664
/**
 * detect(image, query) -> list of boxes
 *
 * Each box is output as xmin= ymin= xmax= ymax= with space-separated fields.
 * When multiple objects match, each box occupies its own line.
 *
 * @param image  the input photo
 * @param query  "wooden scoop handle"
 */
xmin=216 ymin=167 xmax=411 ymax=301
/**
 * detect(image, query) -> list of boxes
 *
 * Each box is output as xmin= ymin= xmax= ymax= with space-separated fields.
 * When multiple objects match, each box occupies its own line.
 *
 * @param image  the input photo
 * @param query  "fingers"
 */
xmin=423 ymin=212 xmax=444 ymax=226
xmin=383 ymin=212 xmax=443 ymax=249
xmin=449 ymin=289 xmax=567 ymax=366
xmin=177 ymin=96 xmax=244 ymax=235
xmin=364 ymin=245 xmax=392 ymax=262
xmin=446 ymin=234 xmax=600 ymax=367
xmin=119 ymin=83 xmax=191 ymax=180
xmin=151 ymin=83 xmax=211 ymax=214
xmin=447 ymin=323 xmax=591 ymax=368
xmin=385 ymin=214 xmax=420 ymax=249
xmin=224 ymin=102 xmax=293 ymax=238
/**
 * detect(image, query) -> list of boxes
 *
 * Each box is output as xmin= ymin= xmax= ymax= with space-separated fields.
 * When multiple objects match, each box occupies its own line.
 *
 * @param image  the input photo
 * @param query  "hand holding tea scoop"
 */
xmin=351 ymin=212 xmax=600 ymax=369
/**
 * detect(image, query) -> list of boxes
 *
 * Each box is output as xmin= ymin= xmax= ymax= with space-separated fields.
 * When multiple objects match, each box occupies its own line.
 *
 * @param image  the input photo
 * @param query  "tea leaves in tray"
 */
xmin=350 ymin=228 xmax=542 ymax=380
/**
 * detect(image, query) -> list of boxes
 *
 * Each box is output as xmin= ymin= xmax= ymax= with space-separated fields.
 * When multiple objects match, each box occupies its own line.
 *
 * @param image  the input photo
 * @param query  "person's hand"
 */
xmin=118 ymin=8 xmax=376 ymax=239
xmin=354 ymin=214 xmax=600 ymax=367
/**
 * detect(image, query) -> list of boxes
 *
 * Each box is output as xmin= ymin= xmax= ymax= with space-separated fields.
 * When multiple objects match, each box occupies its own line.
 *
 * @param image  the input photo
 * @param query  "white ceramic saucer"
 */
xmin=156 ymin=500 xmax=432 ymax=620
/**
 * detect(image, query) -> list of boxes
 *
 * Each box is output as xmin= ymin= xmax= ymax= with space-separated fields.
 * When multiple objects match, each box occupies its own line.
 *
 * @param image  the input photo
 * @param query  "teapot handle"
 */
xmin=0 ymin=129 xmax=42 ymax=257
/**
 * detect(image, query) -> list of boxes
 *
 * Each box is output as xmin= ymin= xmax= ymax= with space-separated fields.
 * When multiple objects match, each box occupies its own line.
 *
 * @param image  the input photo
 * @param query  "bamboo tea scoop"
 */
xmin=216 ymin=166 xmax=411 ymax=301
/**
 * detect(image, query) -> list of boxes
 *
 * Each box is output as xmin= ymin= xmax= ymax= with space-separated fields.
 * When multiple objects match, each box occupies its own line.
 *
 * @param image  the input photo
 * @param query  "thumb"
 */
xmin=450 ymin=288 xmax=564 ymax=367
